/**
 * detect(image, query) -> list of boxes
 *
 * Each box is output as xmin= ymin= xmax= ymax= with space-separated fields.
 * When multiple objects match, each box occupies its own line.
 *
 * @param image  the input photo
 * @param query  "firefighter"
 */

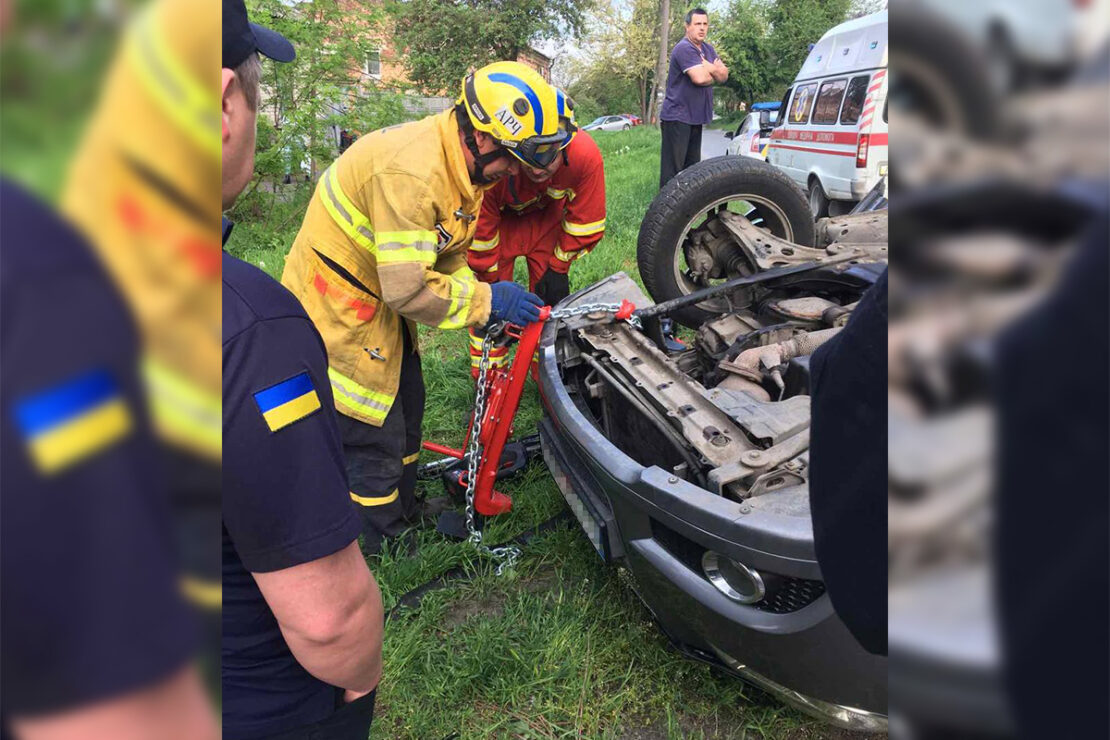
xmin=281 ymin=62 xmax=571 ymax=553
xmin=466 ymin=97 xmax=606 ymax=376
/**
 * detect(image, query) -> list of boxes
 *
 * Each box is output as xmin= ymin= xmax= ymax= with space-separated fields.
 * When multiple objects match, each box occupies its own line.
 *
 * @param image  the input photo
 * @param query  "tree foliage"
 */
xmin=565 ymin=0 xmax=854 ymax=121
xmin=236 ymin=0 xmax=412 ymax=219
xmin=713 ymin=0 xmax=851 ymax=107
xmin=713 ymin=0 xmax=772 ymax=107
xmin=565 ymin=0 xmax=659 ymax=124
xmin=764 ymin=0 xmax=852 ymax=91
xmin=566 ymin=0 xmax=686 ymax=124
xmin=388 ymin=0 xmax=591 ymax=95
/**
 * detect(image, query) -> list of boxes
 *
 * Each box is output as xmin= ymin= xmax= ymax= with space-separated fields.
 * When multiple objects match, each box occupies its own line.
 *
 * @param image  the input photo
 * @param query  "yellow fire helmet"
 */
xmin=458 ymin=61 xmax=577 ymax=173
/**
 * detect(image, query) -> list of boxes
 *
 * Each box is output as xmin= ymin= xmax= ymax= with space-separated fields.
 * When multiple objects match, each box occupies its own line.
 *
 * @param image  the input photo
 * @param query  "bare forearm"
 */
xmin=282 ymin=575 xmax=384 ymax=692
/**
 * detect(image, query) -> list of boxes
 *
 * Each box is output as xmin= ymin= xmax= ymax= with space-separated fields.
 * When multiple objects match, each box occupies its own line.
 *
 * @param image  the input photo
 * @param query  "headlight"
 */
xmin=702 ymin=551 xmax=766 ymax=604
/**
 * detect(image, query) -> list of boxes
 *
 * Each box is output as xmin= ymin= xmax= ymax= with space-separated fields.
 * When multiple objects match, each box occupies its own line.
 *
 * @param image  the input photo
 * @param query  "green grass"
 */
xmin=229 ymin=127 xmax=853 ymax=739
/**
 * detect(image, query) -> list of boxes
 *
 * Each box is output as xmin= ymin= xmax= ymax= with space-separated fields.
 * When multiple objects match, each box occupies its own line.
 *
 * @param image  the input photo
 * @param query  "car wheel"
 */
xmin=808 ymin=179 xmax=830 ymax=219
xmin=622 ymin=123 xmax=630 ymax=130
xmin=637 ymin=157 xmax=816 ymax=329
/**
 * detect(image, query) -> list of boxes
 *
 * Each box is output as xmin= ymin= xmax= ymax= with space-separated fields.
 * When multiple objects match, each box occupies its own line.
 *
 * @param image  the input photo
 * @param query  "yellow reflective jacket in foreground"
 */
xmin=61 ymin=0 xmax=222 ymax=462
xmin=282 ymin=110 xmax=493 ymax=427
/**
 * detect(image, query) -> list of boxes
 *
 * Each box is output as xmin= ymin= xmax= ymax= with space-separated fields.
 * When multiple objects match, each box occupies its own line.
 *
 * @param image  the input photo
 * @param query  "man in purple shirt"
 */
xmin=659 ymin=8 xmax=729 ymax=187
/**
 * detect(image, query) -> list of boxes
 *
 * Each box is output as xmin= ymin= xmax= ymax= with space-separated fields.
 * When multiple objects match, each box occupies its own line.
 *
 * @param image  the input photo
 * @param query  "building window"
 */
xmin=365 ymin=49 xmax=381 ymax=79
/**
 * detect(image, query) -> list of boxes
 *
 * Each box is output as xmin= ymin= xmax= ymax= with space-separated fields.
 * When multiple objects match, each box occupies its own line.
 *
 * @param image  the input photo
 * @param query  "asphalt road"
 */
xmin=701 ymin=126 xmax=731 ymax=159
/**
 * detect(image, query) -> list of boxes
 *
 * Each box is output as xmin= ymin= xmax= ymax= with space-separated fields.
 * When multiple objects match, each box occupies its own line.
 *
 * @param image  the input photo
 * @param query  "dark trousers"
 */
xmin=659 ymin=120 xmax=703 ymax=188
xmin=338 ymin=328 xmax=424 ymax=554
xmin=259 ymin=689 xmax=376 ymax=740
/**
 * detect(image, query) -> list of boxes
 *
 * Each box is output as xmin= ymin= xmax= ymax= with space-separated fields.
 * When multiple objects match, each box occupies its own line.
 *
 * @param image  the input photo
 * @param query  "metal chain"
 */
xmin=549 ymin=302 xmax=642 ymax=329
xmin=460 ymin=304 xmax=635 ymax=576
xmin=463 ymin=332 xmax=521 ymax=576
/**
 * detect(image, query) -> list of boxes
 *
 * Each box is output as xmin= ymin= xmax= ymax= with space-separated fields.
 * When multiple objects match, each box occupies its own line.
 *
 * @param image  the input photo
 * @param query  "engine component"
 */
xmin=719 ymin=327 xmax=843 ymax=384
xmin=717 ymin=210 xmax=887 ymax=272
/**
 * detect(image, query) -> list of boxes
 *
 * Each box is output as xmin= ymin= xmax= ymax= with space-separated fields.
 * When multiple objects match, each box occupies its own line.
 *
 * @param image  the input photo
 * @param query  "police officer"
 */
xmin=281 ymin=62 xmax=564 ymax=552
xmin=221 ymin=3 xmax=383 ymax=738
xmin=1 ymin=181 xmax=217 ymax=737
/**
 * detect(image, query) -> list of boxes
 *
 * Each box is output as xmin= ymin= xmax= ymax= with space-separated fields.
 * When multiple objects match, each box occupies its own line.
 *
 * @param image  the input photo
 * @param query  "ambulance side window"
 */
xmin=788 ymin=83 xmax=816 ymax=124
xmin=812 ymin=79 xmax=847 ymax=125
xmin=839 ymin=75 xmax=871 ymax=125
xmin=777 ymin=87 xmax=793 ymax=123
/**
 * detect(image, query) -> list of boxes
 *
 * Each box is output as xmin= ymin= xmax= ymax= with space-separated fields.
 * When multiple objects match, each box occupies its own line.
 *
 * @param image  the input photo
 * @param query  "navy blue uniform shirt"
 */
xmin=222 ymin=248 xmax=362 ymax=739
xmin=1 ymin=180 xmax=195 ymax=719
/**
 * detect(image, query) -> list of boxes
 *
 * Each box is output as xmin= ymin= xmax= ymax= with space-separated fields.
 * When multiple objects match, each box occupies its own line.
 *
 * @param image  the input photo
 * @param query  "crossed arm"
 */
xmin=686 ymin=56 xmax=729 ymax=86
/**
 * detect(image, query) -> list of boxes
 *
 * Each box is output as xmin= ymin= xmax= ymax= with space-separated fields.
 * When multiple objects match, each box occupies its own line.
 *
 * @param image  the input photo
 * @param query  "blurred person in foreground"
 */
xmin=659 ymin=7 xmax=728 ymax=188
xmin=1 ymin=183 xmax=218 ymax=740
xmin=1 ymin=2 xmax=218 ymax=737
xmin=220 ymin=1 xmax=384 ymax=737
xmin=280 ymin=61 xmax=557 ymax=554
xmin=59 ymin=0 xmax=224 ymax=652
xmin=809 ymin=269 xmax=888 ymax=658
xmin=467 ymin=103 xmax=604 ymax=377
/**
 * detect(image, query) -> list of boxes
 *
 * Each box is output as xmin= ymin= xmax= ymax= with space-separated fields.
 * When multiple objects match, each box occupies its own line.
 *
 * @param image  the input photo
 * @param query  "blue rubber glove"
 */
xmin=488 ymin=281 xmax=544 ymax=326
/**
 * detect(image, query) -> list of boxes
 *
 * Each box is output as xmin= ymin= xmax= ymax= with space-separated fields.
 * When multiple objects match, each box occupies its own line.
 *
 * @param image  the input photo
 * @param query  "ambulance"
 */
xmin=766 ymin=10 xmax=888 ymax=217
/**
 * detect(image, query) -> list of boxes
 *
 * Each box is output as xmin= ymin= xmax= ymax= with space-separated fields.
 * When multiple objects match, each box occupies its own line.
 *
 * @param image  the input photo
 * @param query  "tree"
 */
xmin=713 ymin=0 xmax=773 ymax=106
xmin=648 ymin=0 xmax=670 ymax=125
xmin=388 ymin=0 xmax=592 ymax=95
xmin=566 ymin=0 xmax=658 ymax=122
xmin=245 ymin=1 xmax=411 ymax=182
xmin=765 ymin=0 xmax=851 ymax=93
xmin=849 ymin=0 xmax=886 ymax=18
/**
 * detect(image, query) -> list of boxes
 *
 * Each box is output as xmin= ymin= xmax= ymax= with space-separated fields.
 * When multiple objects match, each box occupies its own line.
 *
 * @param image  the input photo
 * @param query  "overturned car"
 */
xmin=535 ymin=158 xmax=888 ymax=731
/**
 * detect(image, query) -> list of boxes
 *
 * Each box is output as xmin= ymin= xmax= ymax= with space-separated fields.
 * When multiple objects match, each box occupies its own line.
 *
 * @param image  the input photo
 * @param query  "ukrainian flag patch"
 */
xmin=14 ymin=369 xmax=133 ymax=474
xmin=253 ymin=372 xmax=321 ymax=432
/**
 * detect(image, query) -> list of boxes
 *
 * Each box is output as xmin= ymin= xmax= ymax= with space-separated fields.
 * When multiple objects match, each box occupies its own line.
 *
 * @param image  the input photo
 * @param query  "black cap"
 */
xmin=223 ymin=0 xmax=296 ymax=69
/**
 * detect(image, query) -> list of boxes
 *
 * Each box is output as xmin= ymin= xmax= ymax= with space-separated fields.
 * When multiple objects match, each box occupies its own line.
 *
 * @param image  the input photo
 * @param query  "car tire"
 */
xmin=622 ymin=123 xmax=630 ymax=130
xmin=807 ymin=179 xmax=830 ymax=219
xmin=638 ymin=157 xmax=816 ymax=329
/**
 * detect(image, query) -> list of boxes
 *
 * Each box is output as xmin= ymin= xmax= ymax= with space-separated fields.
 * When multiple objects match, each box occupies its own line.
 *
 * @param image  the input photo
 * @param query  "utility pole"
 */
xmin=648 ymin=0 xmax=670 ymax=125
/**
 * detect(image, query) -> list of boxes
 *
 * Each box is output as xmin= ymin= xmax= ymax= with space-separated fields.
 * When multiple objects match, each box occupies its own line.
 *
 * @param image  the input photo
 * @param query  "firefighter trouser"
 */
xmin=469 ymin=206 xmax=564 ymax=377
xmin=338 ymin=327 xmax=424 ymax=553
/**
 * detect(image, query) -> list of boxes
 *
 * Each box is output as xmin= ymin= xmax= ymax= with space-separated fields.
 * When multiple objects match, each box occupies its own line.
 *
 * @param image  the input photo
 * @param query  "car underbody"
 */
xmin=537 ymin=178 xmax=890 ymax=731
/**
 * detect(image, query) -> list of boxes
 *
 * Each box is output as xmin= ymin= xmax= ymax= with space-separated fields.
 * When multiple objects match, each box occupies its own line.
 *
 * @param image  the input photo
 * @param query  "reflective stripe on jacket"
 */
xmin=60 ymin=0 xmax=222 ymax=460
xmin=282 ymin=110 xmax=493 ymax=426
xmin=470 ymin=131 xmax=607 ymax=276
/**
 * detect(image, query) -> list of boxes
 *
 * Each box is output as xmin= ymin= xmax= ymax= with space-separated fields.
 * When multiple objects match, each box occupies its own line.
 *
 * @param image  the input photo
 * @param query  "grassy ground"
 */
xmin=227 ymin=128 xmax=862 ymax=739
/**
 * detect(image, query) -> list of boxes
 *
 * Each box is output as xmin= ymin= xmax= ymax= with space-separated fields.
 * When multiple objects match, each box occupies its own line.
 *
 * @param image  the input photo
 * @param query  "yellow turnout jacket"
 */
xmin=282 ymin=109 xmax=493 ymax=426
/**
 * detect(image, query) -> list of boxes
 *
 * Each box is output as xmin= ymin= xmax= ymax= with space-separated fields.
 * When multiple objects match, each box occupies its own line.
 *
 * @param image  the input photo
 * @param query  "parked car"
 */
xmin=583 ymin=115 xmax=633 ymax=132
xmin=766 ymin=9 xmax=888 ymax=218
xmin=724 ymin=102 xmax=780 ymax=160
xmin=619 ymin=113 xmax=643 ymax=126
xmin=537 ymin=157 xmax=888 ymax=731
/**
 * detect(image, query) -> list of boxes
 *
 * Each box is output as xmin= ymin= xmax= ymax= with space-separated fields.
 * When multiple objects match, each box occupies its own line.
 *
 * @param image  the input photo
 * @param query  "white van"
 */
xmin=766 ymin=10 xmax=888 ymax=217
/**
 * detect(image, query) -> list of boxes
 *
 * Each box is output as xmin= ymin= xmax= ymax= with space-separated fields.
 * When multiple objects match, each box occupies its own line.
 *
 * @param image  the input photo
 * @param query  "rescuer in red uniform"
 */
xmin=467 ymin=125 xmax=606 ymax=375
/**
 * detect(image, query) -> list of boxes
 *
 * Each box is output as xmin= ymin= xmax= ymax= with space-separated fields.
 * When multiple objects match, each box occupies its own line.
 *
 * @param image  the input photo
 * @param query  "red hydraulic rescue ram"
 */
xmin=421 ymin=299 xmax=636 ymax=517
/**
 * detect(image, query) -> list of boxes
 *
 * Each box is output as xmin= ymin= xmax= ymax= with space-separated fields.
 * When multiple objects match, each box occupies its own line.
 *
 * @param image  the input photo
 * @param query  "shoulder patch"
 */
xmin=253 ymin=371 xmax=321 ymax=432
xmin=14 ymin=369 xmax=133 ymax=474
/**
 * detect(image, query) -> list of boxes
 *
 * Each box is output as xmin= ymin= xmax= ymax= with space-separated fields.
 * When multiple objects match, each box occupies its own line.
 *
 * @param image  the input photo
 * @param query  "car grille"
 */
xmin=756 ymin=577 xmax=826 ymax=614
xmin=650 ymin=519 xmax=825 ymax=614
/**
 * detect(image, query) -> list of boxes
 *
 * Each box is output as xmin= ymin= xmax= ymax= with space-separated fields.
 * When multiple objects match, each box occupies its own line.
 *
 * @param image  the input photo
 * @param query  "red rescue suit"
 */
xmin=469 ymin=131 xmax=606 ymax=285
xmin=468 ymin=132 xmax=606 ymax=374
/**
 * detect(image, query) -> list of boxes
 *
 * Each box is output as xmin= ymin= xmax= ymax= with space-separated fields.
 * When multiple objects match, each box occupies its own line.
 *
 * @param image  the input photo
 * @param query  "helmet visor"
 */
xmin=503 ymin=118 xmax=576 ymax=169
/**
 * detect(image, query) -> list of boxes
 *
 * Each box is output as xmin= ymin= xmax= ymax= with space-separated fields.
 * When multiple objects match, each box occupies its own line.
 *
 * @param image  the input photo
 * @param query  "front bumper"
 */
xmin=536 ymin=276 xmax=887 ymax=731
